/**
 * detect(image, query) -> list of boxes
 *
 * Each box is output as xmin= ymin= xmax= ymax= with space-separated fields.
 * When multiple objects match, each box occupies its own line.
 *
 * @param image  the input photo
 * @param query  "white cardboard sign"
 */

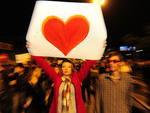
xmin=26 ymin=1 xmax=107 ymax=60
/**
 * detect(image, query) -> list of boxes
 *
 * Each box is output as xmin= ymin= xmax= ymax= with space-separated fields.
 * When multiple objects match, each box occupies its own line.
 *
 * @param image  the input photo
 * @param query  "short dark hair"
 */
xmin=61 ymin=59 xmax=75 ymax=67
xmin=107 ymin=51 xmax=124 ymax=61
xmin=15 ymin=63 xmax=25 ymax=68
xmin=51 ymin=63 xmax=59 ymax=67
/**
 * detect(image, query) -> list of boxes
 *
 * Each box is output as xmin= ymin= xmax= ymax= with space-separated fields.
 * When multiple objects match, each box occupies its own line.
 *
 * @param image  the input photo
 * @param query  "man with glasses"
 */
xmin=95 ymin=51 xmax=133 ymax=113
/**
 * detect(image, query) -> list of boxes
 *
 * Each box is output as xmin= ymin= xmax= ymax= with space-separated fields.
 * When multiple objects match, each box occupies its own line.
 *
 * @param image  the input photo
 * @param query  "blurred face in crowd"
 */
xmin=33 ymin=68 xmax=42 ymax=78
xmin=108 ymin=55 xmax=121 ymax=72
xmin=54 ymin=66 xmax=60 ymax=74
xmin=14 ymin=66 xmax=24 ymax=74
xmin=61 ymin=62 xmax=73 ymax=76
xmin=0 ymin=65 xmax=5 ymax=71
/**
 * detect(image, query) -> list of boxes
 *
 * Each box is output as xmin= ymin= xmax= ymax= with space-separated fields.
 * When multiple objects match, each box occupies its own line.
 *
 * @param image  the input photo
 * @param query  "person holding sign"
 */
xmin=28 ymin=51 xmax=97 ymax=113
xmin=26 ymin=1 xmax=107 ymax=113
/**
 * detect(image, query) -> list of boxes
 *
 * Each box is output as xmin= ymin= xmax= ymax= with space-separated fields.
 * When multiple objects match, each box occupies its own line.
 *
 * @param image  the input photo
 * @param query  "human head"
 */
xmin=51 ymin=63 xmax=60 ymax=74
xmin=107 ymin=51 xmax=124 ymax=72
xmin=60 ymin=59 xmax=75 ymax=76
xmin=14 ymin=63 xmax=25 ymax=73
xmin=32 ymin=67 xmax=42 ymax=78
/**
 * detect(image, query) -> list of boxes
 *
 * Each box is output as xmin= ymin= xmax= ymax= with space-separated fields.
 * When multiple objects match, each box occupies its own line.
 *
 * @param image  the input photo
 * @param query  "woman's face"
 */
xmin=33 ymin=68 xmax=41 ymax=78
xmin=61 ymin=62 xmax=73 ymax=76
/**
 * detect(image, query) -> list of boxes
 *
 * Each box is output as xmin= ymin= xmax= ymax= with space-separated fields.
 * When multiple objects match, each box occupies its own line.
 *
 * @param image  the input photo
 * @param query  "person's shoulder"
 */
xmin=121 ymin=72 xmax=132 ymax=79
xmin=121 ymin=72 xmax=131 ymax=76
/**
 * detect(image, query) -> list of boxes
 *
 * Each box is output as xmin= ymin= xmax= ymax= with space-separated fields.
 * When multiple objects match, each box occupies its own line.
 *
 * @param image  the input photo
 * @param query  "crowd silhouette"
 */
xmin=0 ymin=51 xmax=149 ymax=113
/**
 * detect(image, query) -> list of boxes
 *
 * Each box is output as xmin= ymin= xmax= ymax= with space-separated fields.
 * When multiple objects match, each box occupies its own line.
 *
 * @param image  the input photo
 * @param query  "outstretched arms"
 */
xmin=32 ymin=56 xmax=57 ymax=81
xmin=78 ymin=60 xmax=97 ymax=81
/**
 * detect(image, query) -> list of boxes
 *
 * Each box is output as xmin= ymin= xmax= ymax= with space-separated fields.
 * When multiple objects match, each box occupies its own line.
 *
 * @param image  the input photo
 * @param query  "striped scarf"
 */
xmin=61 ymin=76 xmax=71 ymax=112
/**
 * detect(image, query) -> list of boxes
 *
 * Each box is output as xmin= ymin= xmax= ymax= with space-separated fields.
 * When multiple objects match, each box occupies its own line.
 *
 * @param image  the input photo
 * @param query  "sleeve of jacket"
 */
xmin=32 ymin=55 xmax=57 ymax=81
xmin=77 ymin=60 xmax=97 ymax=82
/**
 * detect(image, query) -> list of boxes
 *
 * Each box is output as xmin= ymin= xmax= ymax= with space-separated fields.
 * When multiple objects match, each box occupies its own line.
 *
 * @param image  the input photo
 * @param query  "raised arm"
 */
xmin=77 ymin=60 xmax=97 ymax=82
xmin=32 ymin=56 xmax=57 ymax=81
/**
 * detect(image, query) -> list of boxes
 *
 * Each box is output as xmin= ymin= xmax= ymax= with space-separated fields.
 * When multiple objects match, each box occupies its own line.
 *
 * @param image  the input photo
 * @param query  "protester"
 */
xmin=7 ymin=63 xmax=27 ymax=113
xmin=22 ymin=67 xmax=47 ymax=113
xmin=29 ymin=53 xmax=97 ymax=113
xmin=95 ymin=51 xmax=149 ymax=113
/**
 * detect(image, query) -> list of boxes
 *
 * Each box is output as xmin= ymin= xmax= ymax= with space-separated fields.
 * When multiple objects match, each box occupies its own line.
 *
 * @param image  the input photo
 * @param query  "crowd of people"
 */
xmin=0 ymin=51 xmax=149 ymax=113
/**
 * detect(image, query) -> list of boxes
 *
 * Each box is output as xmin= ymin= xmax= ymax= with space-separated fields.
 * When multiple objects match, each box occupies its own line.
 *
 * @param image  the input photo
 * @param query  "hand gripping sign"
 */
xmin=26 ymin=1 xmax=107 ymax=60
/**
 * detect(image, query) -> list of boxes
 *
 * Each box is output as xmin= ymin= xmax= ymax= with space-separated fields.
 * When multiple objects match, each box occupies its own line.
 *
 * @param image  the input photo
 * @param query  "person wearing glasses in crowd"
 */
xmin=96 ymin=51 xmax=133 ymax=113
xmin=95 ymin=51 xmax=149 ymax=113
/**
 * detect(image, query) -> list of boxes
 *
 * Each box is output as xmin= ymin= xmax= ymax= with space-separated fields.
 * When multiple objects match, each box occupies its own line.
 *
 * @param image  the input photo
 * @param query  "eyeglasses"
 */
xmin=108 ymin=60 xmax=120 ymax=63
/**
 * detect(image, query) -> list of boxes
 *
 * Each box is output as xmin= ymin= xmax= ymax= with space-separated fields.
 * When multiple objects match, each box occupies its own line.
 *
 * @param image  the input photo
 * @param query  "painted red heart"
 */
xmin=42 ymin=15 xmax=89 ymax=55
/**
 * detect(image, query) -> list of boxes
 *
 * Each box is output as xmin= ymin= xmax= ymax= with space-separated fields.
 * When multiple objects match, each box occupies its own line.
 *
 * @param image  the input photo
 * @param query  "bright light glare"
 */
xmin=90 ymin=0 xmax=105 ymax=5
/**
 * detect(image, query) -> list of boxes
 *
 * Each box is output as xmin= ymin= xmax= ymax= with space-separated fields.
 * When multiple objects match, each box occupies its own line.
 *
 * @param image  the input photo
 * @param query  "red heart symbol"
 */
xmin=42 ymin=15 xmax=89 ymax=55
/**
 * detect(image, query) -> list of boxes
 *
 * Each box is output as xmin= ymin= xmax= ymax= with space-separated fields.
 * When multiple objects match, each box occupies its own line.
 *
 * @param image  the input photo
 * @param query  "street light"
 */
xmin=90 ymin=0 xmax=106 ymax=6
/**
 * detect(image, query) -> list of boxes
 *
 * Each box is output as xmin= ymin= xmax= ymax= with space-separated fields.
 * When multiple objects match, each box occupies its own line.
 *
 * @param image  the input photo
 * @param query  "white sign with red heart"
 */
xmin=26 ymin=1 xmax=107 ymax=60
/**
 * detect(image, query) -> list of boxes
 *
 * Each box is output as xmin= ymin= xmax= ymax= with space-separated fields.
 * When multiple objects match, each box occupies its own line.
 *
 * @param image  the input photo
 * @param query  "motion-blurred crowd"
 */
xmin=0 ymin=51 xmax=149 ymax=113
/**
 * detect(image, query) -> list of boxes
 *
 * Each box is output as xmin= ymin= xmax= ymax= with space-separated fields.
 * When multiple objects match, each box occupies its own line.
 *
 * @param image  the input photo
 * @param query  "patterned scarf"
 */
xmin=61 ymin=76 xmax=71 ymax=112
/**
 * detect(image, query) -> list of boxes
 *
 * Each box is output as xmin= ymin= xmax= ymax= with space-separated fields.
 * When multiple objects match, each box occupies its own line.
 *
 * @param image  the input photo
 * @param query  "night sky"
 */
xmin=0 ymin=0 xmax=150 ymax=52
